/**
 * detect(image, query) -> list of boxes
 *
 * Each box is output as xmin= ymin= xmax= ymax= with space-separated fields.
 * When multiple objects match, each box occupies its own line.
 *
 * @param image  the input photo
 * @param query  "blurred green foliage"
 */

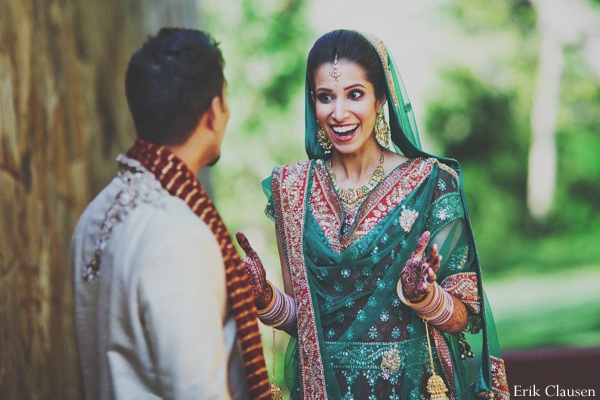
xmin=202 ymin=0 xmax=310 ymax=236
xmin=426 ymin=0 xmax=600 ymax=277
xmin=555 ymin=49 xmax=600 ymax=231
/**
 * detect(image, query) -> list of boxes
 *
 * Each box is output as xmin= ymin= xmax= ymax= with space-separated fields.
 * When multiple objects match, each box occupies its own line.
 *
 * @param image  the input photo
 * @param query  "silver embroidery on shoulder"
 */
xmin=84 ymin=155 xmax=167 ymax=282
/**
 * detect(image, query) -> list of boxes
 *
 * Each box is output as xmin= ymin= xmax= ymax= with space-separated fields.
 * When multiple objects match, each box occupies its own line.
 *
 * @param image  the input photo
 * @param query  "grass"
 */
xmin=484 ymin=265 xmax=600 ymax=350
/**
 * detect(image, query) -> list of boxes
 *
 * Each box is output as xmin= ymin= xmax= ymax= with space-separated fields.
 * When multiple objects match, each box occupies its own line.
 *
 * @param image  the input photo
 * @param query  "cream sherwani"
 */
xmin=71 ymin=164 xmax=248 ymax=400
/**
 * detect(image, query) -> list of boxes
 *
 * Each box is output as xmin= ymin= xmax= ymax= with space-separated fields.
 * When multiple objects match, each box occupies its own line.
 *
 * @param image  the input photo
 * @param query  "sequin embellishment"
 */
xmin=399 ymin=206 xmax=419 ymax=233
xmin=490 ymin=356 xmax=510 ymax=399
xmin=84 ymin=155 xmax=167 ymax=282
xmin=381 ymin=345 xmax=401 ymax=380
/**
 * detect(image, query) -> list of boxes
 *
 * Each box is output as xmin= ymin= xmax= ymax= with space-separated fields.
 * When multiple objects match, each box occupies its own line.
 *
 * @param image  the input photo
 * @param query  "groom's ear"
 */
xmin=203 ymin=96 xmax=220 ymax=132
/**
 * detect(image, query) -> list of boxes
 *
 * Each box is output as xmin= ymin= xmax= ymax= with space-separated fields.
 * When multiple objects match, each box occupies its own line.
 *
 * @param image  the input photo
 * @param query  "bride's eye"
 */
xmin=349 ymin=90 xmax=363 ymax=100
xmin=317 ymin=93 xmax=334 ymax=103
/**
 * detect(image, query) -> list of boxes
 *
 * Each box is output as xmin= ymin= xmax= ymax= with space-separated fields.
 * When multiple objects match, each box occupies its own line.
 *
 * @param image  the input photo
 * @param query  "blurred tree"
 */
xmin=200 ymin=0 xmax=311 ymax=259
xmin=528 ymin=0 xmax=600 ymax=219
xmin=0 ymin=1 xmax=198 ymax=398
xmin=426 ymin=67 xmax=530 ymax=273
xmin=425 ymin=0 xmax=600 ymax=274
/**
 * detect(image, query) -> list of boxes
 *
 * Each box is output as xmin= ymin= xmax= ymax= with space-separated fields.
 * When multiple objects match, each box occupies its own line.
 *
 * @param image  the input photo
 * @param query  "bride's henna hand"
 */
xmin=236 ymin=231 xmax=272 ymax=307
xmin=401 ymin=231 xmax=442 ymax=302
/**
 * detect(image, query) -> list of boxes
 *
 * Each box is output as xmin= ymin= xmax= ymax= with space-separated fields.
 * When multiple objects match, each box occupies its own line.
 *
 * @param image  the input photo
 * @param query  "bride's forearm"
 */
xmin=434 ymin=295 xmax=469 ymax=335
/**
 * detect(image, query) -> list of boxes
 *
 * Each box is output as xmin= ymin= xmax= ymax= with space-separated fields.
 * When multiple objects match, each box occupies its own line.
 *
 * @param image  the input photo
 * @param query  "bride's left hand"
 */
xmin=400 ymin=231 xmax=441 ymax=302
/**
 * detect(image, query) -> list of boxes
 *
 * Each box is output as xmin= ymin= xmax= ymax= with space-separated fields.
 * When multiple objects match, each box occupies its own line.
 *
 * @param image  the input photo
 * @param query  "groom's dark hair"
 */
xmin=125 ymin=28 xmax=225 ymax=146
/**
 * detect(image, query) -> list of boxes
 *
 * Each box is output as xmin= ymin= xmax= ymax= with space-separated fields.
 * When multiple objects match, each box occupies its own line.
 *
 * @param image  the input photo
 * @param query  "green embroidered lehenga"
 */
xmin=263 ymin=32 xmax=509 ymax=400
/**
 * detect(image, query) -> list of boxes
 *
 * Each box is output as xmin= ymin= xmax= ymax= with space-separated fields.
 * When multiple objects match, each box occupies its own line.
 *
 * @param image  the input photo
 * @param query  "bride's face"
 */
xmin=313 ymin=60 xmax=382 ymax=155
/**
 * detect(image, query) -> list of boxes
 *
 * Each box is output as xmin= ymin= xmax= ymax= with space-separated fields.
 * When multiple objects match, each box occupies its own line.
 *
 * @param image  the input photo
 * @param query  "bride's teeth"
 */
xmin=333 ymin=125 xmax=358 ymax=133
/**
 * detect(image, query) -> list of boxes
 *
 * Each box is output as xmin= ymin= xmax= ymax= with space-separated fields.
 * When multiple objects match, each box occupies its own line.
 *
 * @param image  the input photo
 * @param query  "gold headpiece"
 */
xmin=329 ymin=53 xmax=342 ymax=91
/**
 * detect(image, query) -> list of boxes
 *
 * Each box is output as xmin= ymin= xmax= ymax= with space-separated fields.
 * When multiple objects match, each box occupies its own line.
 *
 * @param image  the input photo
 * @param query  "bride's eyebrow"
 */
xmin=343 ymin=83 xmax=366 ymax=91
xmin=316 ymin=83 xmax=366 ymax=93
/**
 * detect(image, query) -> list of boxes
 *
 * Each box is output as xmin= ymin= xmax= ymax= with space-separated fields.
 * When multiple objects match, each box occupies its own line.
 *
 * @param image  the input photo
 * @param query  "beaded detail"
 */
xmin=381 ymin=344 xmax=402 ymax=380
xmin=360 ymin=33 xmax=400 ymax=110
xmin=84 ymin=155 xmax=167 ymax=282
xmin=325 ymin=338 xmax=432 ymax=397
xmin=490 ymin=356 xmax=510 ymax=399
xmin=399 ymin=205 xmax=419 ymax=233
xmin=447 ymin=245 xmax=469 ymax=272
xmin=441 ymin=272 xmax=480 ymax=315
xmin=326 ymin=341 xmax=404 ymax=384
xmin=436 ymin=161 xmax=459 ymax=185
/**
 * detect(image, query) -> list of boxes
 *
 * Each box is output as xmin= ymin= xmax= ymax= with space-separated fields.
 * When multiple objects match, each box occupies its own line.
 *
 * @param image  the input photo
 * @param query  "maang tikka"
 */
xmin=329 ymin=53 xmax=342 ymax=91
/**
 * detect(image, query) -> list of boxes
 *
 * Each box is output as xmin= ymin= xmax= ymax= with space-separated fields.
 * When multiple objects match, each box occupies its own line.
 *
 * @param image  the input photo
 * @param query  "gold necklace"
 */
xmin=328 ymin=152 xmax=385 ymax=207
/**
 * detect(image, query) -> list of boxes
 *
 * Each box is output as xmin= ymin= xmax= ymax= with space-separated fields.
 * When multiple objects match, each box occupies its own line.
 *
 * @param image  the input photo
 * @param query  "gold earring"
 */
xmin=375 ymin=112 xmax=390 ymax=149
xmin=318 ymin=126 xmax=332 ymax=153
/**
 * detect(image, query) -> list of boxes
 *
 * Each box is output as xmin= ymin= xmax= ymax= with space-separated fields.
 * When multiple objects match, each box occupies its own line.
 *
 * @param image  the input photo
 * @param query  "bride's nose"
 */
xmin=332 ymin=98 xmax=350 ymax=121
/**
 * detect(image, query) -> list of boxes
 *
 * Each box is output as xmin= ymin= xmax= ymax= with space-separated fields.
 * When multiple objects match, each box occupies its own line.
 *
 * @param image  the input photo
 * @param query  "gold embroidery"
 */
xmin=360 ymin=32 xmax=400 ymax=110
xmin=273 ymin=162 xmax=329 ymax=400
xmin=311 ymin=158 xmax=435 ymax=253
xmin=441 ymin=272 xmax=480 ymax=314
xmin=478 ymin=356 xmax=510 ymax=400
xmin=435 ymin=160 xmax=460 ymax=187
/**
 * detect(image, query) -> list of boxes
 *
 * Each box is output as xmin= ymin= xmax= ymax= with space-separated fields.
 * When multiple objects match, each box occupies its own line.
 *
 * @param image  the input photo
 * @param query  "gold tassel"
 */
xmin=427 ymin=374 xmax=449 ymax=400
xmin=270 ymin=327 xmax=283 ymax=400
xmin=270 ymin=382 xmax=282 ymax=400
xmin=424 ymin=318 xmax=450 ymax=400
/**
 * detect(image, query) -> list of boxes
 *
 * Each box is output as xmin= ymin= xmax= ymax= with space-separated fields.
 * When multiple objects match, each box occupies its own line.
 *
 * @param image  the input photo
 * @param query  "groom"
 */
xmin=71 ymin=28 xmax=270 ymax=399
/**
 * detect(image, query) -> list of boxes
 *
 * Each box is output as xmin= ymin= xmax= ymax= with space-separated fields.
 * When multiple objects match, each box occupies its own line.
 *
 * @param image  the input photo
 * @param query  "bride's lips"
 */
xmin=330 ymin=124 xmax=359 ymax=142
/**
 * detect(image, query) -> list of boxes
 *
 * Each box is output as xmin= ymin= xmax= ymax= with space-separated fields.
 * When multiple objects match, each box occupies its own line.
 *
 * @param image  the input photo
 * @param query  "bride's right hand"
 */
xmin=235 ymin=231 xmax=272 ymax=308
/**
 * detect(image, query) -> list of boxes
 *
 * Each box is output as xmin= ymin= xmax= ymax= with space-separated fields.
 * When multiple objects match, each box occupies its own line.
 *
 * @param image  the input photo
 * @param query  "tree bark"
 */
xmin=0 ymin=1 xmax=199 ymax=398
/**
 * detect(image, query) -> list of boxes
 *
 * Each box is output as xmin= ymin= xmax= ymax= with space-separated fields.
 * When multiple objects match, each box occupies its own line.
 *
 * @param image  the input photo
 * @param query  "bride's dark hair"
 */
xmin=307 ymin=29 xmax=387 ymax=103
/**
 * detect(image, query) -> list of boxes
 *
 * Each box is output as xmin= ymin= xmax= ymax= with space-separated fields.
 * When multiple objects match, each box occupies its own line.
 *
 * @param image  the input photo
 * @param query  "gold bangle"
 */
xmin=396 ymin=279 xmax=433 ymax=307
xmin=256 ymin=280 xmax=276 ymax=313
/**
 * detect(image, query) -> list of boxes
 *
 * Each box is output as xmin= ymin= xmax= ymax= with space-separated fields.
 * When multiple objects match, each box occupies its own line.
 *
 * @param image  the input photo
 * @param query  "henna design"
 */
xmin=236 ymin=231 xmax=272 ymax=307
xmin=437 ymin=296 xmax=469 ymax=334
xmin=401 ymin=231 xmax=441 ymax=302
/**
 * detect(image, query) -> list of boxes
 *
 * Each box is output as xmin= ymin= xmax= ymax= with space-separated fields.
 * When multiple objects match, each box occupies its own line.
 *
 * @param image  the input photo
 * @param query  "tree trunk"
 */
xmin=0 ymin=1 xmax=199 ymax=398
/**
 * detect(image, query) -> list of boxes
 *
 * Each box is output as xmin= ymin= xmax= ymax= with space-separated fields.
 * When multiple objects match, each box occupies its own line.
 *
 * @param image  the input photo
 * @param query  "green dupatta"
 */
xmin=264 ymin=31 xmax=507 ymax=399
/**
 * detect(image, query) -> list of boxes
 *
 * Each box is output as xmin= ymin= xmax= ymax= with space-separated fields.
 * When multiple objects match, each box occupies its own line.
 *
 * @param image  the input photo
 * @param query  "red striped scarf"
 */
xmin=127 ymin=138 xmax=270 ymax=399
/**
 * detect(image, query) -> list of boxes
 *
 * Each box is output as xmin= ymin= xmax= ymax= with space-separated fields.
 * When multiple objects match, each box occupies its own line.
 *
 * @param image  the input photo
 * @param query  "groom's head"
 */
xmin=125 ymin=28 xmax=228 ymax=149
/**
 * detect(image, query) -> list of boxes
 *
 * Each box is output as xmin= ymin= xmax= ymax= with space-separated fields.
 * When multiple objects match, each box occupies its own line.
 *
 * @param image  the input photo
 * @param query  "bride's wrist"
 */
xmin=256 ymin=281 xmax=274 ymax=310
